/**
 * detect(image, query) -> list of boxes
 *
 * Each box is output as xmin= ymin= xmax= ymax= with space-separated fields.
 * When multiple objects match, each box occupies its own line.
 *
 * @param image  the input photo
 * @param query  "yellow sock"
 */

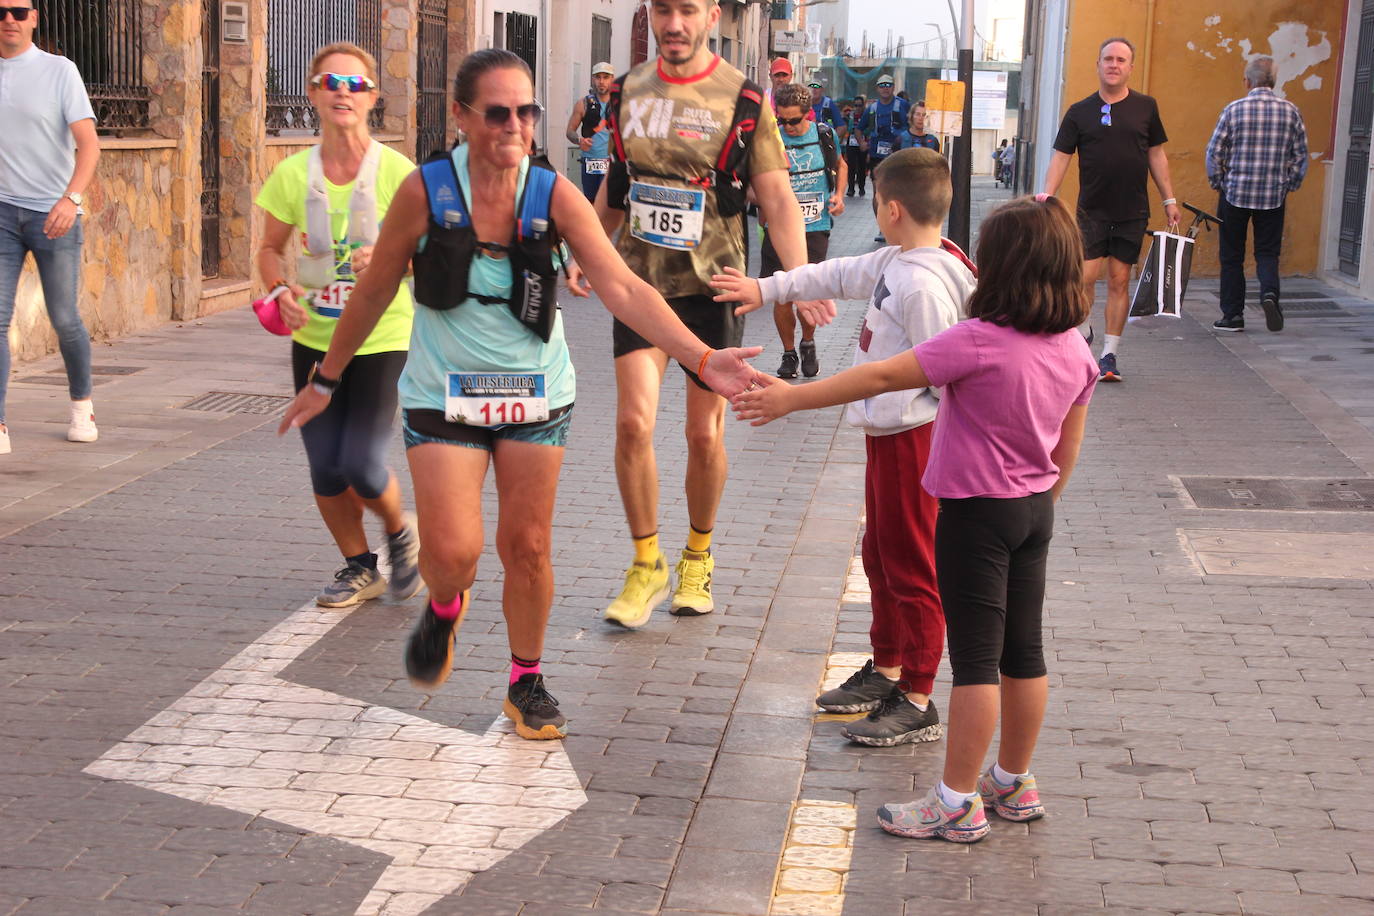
xmin=633 ymin=532 xmax=660 ymax=565
xmin=685 ymin=525 xmax=712 ymax=555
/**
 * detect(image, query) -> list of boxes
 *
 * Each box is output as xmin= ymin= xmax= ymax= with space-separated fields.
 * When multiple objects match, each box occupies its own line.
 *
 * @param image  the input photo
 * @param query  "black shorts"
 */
xmin=1077 ymin=212 xmax=1148 ymax=264
xmin=759 ymin=230 xmax=830 ymax=278
xmin=612 ymin=294 xmax=744 ymax=391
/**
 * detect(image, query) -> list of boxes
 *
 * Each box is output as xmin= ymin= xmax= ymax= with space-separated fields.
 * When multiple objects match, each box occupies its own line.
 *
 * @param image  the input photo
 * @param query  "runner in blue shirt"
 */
xmin=860 ymin=75 xmax=911 ymax=240
xmin=808 ymin=80 xmax=844 ymax=135
xmin=899 ymin=101 xmax=941 ymax=151
xmin=761 ymin=83 xmax=846 ymax=380
xmin=564 ymin=61 xmax=615 ymax=201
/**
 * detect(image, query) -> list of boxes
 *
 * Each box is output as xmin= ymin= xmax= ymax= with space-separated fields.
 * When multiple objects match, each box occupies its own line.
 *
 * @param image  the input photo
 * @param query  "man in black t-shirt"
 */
xmin=1044 ymin=37 xmax=1181 ymax=383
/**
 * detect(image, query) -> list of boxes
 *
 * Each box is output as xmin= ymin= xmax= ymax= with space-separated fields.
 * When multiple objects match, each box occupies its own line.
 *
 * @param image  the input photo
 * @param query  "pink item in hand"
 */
xmin=252 ymin=285 xmax=292 ymax=336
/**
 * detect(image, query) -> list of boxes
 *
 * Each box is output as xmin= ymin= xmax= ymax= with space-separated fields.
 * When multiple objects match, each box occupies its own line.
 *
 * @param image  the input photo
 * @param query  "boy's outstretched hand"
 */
xmin=732 ymin=373 xmax=794 ymax=426
xmin=710 ymin=266 xmax=763 ymax=314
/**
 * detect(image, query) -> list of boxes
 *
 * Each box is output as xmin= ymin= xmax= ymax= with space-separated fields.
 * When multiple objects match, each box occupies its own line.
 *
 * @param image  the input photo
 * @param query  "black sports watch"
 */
xmin=307 ymin=362 xmax=340 ymax=395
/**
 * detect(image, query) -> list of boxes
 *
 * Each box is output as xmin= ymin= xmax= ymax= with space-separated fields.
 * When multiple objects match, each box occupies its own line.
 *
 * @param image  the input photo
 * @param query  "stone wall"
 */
xmin=9 ymin=143 xmax=178 ymax=362
xmin=7 ymin=0 xmax=431 ymax=367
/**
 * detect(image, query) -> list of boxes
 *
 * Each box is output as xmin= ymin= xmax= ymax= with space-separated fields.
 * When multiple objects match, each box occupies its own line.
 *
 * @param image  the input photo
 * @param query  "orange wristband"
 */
xmin=696 ymin=349 xmax=714 ymax=379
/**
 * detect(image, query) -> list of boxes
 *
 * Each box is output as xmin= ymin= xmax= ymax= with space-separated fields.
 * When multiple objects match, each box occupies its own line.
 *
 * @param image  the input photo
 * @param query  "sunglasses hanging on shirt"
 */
xmin=310 ymin=72 xmax=377 ymax=93
xmin=1100 ymin=103 xmax=1112 ymax=127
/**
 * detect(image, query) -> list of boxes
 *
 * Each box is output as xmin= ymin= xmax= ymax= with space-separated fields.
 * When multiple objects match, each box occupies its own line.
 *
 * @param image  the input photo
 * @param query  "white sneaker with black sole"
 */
xmin=316 ymin=561 xmax=387 ymax=607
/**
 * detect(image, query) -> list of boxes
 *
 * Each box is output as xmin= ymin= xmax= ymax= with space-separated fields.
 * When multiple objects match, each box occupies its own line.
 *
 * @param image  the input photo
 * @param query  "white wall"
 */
xmin=1029 ymin=0 xmax=1068 ymax=193
xmin=474 ymin=0 xmax=645 ymax=169
xmin=1319 ymin=0 xmax=1372 ymax=296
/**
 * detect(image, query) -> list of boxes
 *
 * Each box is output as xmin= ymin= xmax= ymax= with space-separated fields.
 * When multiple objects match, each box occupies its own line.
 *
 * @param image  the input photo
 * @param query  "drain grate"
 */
xmin=1245 ymin=301 xmax=1353 ymax=317
xmin=1179 ymin=477 xmax=1374 ymax=511
xmin=180 ymin=391 xmax=292 ymax=415
xmin=17 ymin=375 xmax=113 ymax=387
xmin=48 ymin=365 xmax=147 ymax=376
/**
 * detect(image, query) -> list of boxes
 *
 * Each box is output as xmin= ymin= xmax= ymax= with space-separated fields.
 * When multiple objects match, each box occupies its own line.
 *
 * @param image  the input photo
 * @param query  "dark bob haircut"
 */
xmin=453 ymin=48 xmax=532 ymax=107
xmin=966 ymin=195 xmax=1090 ymax=334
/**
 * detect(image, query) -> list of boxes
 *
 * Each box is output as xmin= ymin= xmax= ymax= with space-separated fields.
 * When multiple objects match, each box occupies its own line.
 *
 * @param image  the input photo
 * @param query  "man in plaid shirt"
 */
xmin=1206 ymin=55 xmax=1308 ymax=333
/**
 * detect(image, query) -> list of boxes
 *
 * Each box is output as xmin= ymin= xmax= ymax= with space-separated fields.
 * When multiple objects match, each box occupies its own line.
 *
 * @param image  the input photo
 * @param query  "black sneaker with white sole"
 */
xmin=799 ymin=339 xmax=819 ymax=378
xmin=816 ymin=659 xmax=899 ymax=713
xmin=841 ymin=689 xmax=944 ymax=746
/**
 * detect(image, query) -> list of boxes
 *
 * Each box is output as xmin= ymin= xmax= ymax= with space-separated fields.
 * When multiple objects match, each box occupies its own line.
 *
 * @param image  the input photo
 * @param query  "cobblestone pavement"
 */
xmin=1 ymin=179 xmax=1371 ymax=915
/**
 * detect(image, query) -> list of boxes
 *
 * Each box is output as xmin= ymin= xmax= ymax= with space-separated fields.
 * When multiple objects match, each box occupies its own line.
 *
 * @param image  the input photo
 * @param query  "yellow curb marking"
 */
xmin=840 ymin=553 xmax=870 ymax=603
xmin=769 ymin=799 xmax=857 ymax=916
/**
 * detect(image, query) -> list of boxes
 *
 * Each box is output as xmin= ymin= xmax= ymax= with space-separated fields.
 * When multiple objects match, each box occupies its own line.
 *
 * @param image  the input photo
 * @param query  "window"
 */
xmin=505 ymin=12 xmax=539 ymax=80
xmin=37 ymin=0 xmax=149 ymax=133
xmin=266 ymin=0 xmax=385 ymax=134
xmin=591 ymin=15 xmax=612 ymax=71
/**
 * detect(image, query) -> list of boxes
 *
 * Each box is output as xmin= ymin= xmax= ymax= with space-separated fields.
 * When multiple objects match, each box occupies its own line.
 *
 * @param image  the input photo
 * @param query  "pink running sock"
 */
xmin=431 ymin=593 xmax=464 ymax=620
xmin=510 ymin=653 xmax=541 ymax=684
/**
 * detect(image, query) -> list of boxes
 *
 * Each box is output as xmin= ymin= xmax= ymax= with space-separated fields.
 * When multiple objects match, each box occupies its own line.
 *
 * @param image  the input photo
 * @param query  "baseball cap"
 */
xmin=591 ymin=61 xmax=614 ymax=76
xmin=770 ymin=58 xmax=793 ymax=76
xmin=876 ymin=74 xmax=894 ymax=86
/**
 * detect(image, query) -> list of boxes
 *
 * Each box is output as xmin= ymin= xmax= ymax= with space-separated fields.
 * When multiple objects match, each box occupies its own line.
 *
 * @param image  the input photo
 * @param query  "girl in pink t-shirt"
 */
xmin=735 ymin=195 xmax=1098 ymax=843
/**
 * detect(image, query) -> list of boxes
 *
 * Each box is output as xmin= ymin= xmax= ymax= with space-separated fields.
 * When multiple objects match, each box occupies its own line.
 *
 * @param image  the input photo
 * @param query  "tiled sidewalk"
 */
xmin=1 ymin=180 xmax=1371 ymax=915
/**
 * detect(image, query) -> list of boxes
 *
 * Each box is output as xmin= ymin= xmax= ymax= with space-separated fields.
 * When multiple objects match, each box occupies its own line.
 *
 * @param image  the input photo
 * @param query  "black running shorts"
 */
xmin=759 ymin=229 xmax=830 ymax=278
xmin=1077 ymin=212 xmax=1148 ymax=264
xmin=612 ymin=294 xmax=744 ymax=391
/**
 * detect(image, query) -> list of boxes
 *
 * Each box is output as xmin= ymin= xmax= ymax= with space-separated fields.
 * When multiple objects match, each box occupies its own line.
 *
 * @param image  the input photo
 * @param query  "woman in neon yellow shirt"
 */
xmin=255 ymin=42 xmax=421 ymax=608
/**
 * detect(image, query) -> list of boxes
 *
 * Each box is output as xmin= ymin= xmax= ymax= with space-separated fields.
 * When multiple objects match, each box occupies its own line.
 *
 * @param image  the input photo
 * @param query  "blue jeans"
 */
xmin=0 ymin=201 xmax=91 ymax=422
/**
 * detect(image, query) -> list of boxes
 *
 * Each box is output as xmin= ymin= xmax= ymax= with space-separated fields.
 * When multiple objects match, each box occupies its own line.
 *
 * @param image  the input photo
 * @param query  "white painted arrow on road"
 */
xmin=84 ymin=605 xmax=586 ymax=916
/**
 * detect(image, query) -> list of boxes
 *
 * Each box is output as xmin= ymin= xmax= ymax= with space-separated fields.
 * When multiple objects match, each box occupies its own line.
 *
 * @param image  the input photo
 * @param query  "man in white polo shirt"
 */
xmin=0 ymin=0 xmax=101 ymax=454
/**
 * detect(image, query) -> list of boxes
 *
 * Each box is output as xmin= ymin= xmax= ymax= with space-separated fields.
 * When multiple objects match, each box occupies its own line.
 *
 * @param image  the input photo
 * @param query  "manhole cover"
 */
xmin=48 ymin=365 xmax=146 ymax=376
xmin=1181 ymin=529 xmax=1374 ymax=579
xmin=180 ymin=391 xmax=292 ymax=415
xmin=16 ymin=375 xmax=112 ymax=387
xmin=1179 ymin=477 xmax=1373 ymax=511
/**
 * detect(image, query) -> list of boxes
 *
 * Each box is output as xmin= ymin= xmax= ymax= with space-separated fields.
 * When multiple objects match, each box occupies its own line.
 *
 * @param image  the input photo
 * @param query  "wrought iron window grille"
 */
xmin=266 ymin=0 xmax=386 ymax=135
xmin=37 ymin=0 xmax=150 ymax=134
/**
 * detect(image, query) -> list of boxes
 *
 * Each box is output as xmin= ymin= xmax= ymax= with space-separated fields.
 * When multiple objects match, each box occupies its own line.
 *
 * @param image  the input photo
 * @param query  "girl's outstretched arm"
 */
xmin=733 ymin=349 xmax=930 ymax=425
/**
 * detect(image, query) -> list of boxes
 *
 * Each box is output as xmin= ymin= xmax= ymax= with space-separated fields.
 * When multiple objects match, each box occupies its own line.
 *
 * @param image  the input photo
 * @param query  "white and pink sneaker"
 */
xmin=67 ymin=400 xmax=98 ymax=443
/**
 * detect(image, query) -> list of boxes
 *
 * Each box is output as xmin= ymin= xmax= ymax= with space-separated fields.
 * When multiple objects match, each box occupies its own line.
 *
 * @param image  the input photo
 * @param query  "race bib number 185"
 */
xmin=628 ymin=181 xmax=706 ymax=250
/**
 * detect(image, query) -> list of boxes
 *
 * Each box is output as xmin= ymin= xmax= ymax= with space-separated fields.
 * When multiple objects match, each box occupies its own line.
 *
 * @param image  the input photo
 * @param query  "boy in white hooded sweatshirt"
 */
xmin=714 ymin=147 xmax=975 ymax=745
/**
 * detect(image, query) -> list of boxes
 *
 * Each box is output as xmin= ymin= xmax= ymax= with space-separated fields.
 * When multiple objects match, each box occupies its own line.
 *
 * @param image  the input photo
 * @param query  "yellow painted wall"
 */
xmin=1059 ymin=1 xmax=1340 ymax=275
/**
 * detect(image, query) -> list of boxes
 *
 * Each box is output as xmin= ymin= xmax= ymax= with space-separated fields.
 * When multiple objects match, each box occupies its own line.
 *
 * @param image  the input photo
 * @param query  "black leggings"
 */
xmin=936 ymin=492 xmax=1054 ymax=687
xmin=290 ymin=342 xmax=406 ymax=500
xmin=844 ymin=147 xmax=867 ymax=193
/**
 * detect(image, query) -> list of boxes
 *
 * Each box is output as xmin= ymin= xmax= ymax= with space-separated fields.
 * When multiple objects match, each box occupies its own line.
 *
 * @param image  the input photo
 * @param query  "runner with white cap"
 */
xmin=565 ymin=61 xmax=616 ymax=201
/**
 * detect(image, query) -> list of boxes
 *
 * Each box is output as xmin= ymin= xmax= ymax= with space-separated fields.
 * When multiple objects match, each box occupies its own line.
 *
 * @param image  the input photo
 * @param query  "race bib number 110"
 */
xmin=445 ymin=372 xmax=549 ymax=426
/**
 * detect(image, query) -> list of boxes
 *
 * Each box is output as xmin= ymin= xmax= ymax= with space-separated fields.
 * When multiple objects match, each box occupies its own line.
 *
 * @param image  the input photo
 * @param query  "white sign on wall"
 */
xmin=773 ymin=29 xmax=806 ymax=52
xmin=940 ymin=69 xmax=1009 ymax=131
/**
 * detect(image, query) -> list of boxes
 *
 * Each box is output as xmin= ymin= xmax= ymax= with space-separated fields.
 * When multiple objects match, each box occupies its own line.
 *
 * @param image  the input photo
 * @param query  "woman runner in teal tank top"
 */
xmin=279 ymin=49 xmax=761 ymax=742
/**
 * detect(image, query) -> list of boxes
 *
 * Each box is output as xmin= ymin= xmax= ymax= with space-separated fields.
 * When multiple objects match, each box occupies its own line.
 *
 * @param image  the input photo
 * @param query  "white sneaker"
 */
xmin=68 ymin=400 xmax=98 ymax=442
xmin=0 ymin=424 xmax=10 ymax=455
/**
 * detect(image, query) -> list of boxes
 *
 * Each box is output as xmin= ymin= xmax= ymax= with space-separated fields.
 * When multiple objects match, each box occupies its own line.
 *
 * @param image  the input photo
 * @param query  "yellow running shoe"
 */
xmin=604 ymin=554 xmax=670 ymax=628
xmin=670 ymin=549 xmax=714 ymax=616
